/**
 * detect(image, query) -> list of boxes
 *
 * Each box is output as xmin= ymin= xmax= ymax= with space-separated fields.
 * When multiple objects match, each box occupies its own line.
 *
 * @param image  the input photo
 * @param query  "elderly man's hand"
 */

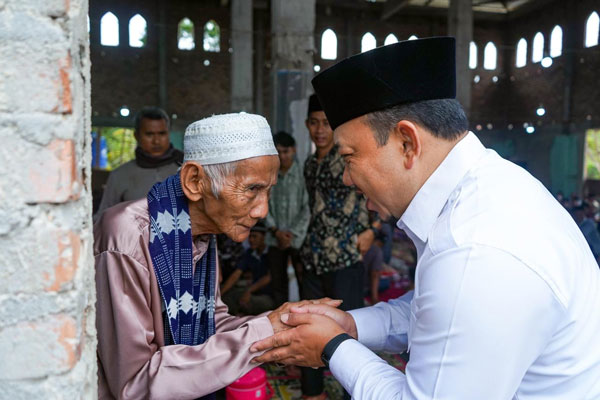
xmin=267 ymin=298 xmax=342 ymax=334
xmin=251 ymin=312 xmax=345 ymax=367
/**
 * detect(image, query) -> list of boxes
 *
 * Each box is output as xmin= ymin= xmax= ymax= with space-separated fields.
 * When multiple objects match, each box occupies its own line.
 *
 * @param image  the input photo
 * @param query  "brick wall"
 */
xmin=0 ymin=0 xmax=96 ymax=397
xmin=89 ymin=0 xmax=600 ymax=128
xmin=90 ymin=0 xmax=232 ymax=126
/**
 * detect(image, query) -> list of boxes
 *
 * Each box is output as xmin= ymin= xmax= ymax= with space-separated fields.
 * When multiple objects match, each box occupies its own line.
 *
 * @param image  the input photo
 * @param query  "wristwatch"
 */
xmin=320 ymin=333 xmax=353 ymax=367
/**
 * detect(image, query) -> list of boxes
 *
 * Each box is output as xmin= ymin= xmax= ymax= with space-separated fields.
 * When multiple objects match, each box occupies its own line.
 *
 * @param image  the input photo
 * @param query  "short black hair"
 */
xmin=273 ymin=131 xmax=296 ymax=148
xmin=250 ymin=220 xmax=267 ymax=234
xmin=364 ymin=99 xmax=468 ymax=146
xmin=134 ymin=107 xmax=170 ymax=133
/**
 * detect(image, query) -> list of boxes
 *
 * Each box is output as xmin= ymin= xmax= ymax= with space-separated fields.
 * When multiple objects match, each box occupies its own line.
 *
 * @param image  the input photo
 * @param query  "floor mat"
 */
xmin=263 ymin=352 xmax=407 ymax=399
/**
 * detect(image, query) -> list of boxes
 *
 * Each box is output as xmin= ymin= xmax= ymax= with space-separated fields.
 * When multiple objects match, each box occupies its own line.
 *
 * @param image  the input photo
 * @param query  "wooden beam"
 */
xmin=381 ymin=0 xmax=411 ymax=20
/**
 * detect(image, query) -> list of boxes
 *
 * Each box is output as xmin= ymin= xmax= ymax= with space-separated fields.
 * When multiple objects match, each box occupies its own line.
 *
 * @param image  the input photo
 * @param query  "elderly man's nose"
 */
xmin=250 ymin=198 xmax=269 ymax=219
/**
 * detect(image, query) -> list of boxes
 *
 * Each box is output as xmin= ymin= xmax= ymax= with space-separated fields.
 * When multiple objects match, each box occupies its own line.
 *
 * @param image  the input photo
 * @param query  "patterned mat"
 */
xmin=263 ymin=352 xmax=407 ymax=400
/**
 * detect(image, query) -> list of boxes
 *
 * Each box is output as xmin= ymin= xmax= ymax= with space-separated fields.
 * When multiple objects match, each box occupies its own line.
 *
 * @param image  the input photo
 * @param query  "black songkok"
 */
xmin=307 ymin=94 xmax=323 ymax=116
xmin=311 ymin=37 xmax=456 ymax=130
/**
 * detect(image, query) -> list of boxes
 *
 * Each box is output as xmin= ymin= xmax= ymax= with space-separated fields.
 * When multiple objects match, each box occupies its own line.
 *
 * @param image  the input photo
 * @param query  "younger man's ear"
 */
xmin=391 ymin=120 xmax=422 ymax=170
xmin=180 ymin=162 xmax=207 ymax=202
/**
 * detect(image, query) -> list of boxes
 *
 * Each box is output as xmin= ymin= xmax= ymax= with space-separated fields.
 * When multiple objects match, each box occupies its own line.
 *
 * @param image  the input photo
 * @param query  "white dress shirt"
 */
xmin=329 ymin=132 xmax=600 ymax=399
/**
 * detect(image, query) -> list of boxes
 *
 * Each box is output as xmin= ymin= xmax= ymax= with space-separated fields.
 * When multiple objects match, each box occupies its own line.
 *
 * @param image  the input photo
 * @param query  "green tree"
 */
xmin=178 ymin=18 xmax=195 ymax=50
xmin=203 ymin=20 xmax=220 ymax=52
xmin=585 ymin=129 xmax=600 ymax=179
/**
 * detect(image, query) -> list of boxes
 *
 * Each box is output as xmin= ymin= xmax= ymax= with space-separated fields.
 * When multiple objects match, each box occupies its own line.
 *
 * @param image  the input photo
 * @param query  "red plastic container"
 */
xmin=226 ymin=367 xmax=273 ymax=400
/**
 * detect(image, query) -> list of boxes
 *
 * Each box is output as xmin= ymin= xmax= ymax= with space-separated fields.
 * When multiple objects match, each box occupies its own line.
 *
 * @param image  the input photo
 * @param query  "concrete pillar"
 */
xmin=231 ymin=0 xmax=253 ymax=112
xmin=271 ymin=0 xmax=316 ymax=163
xmin=254 ymin=10 xmax=265 ymax=116
xmin=158 ymin=1 xmax=168 ymax=110
xmin=448 ymin=0 xmax=472 ymax=117
xmin=0 ymin=0 xmax=96 ymax=397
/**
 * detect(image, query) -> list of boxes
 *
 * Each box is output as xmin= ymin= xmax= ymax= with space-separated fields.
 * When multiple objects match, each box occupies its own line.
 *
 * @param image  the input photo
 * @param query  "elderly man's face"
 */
xmin=201 ymin=155 xmax=279 ymax=242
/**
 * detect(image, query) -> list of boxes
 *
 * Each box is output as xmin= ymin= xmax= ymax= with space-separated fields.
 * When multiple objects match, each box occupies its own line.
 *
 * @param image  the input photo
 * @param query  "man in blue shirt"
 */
xmin=221 ymin=223 xmax=274 ymax=315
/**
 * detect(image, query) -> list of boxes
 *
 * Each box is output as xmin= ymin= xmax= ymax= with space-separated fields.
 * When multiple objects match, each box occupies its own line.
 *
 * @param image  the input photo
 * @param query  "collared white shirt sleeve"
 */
xmin=329 ymin=244 xmax=564 ymax=400
xmin=348 ymin=290 xmax=413 ymax=353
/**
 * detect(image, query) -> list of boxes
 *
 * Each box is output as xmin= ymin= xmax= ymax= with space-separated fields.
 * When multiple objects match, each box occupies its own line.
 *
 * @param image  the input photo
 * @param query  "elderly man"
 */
xmin=251 ymin=38 xmax=600 ymax=399
xmin=94 ymin=113 xmax=340 ymax=399
xmin=96 ymin=107 xmax=183 ymax=218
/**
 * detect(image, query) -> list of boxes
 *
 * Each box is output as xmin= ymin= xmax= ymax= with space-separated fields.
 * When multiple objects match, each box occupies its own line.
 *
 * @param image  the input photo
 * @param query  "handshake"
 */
xmin=250 ymin=298 xmax=357 ymax=368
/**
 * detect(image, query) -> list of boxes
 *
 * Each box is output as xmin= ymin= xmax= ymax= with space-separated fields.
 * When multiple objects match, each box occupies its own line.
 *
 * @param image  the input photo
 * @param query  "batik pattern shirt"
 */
xmin=301 ymin=145 xmax=370 ymax=275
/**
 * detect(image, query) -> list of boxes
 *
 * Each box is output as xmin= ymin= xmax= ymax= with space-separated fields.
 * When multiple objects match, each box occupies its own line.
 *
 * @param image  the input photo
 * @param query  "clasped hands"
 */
xmin=253 ymin=299 xmax=358 ymax=368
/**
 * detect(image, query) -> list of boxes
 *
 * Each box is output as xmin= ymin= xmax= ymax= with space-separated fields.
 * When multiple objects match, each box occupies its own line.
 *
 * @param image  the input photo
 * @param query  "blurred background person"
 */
xmin=265 ymin=131 xmax=310 ymax=307
xmin=95 ymin=107 xmax=182 ymax=218
xmin=221 ymin=222 xmax=275 ymax=315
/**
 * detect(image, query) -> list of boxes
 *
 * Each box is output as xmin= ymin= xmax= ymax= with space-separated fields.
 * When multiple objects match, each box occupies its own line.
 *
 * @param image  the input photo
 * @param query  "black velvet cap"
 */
xmin=307 ymin=94 xmax=323 ymax=115
xmin=311 ymin=37 xmax=456 ymax=130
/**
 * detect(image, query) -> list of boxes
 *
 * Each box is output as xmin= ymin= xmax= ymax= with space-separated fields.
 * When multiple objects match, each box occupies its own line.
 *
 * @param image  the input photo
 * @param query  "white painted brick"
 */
xmin=0 ymin=134 xmax=81 ymax=204
xmin=0 ymin=315 xmax=79 ymax=379
xmin=4 ymin=0 xmax=68 ymax=17
xmin=0 ymin=12 xmax=69 ymax=114
xmin=0 ymin=112 xmax=77 ymax=145
xmin=0 ymin=0 xmax=95 ymax=396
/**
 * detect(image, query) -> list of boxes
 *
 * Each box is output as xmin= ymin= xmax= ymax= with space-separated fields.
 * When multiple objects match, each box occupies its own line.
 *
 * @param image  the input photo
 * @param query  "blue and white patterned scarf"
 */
xmin=147 ymin=173 xmax=217 ymax=399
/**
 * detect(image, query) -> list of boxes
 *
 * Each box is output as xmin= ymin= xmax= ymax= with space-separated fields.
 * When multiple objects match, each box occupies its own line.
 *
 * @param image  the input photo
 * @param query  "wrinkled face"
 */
xmin=136 ymin=118 xmax=170 ymax=157
xmin=276 ymin=144 xmax=296 ymax=171
xmin=201 ymin=155 xmax=279 ymax=242
xmin=248 ymin=231 xmax=266 ymax=249
xmin=336 ymin=118 xmax=411 ymax=220
xmin=306 ymin=111 xmax=334 ymax=152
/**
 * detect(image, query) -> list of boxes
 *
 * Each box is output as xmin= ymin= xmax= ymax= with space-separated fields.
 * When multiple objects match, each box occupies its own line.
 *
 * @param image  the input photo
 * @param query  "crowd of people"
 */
xmin=557 ymin=191 xmax=600 ymax=265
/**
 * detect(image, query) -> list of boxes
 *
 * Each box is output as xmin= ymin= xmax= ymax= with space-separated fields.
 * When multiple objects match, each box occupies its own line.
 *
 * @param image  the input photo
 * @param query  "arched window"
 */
xmin=469 ymin=41 xmax=477 ymax=69
xmin=483 ymin=41 xmax=497 ymax=70
xmin=516 ymin=38 xmax=527 ymax=68
xmin=177 ymin=18 xmax=195 ymax=50
xmin=550 ymin=25 xmax=563 ymax=57
xmin=532 ymin=32 xmax=544 ymax=62
xmin=128 ymin=14 xmax=147 ymax=48
xmin=203 ymin=20 xmax=220 ymax=52
xmin=384 ymin=33 xmax=398 ymax=46
xmin=361 ymin=32 xmax=376 ymax=53
xmin=408 ymin=34 xmax=418 ymax=40
xmin=321 ymin=29 xmax=337 ymax=60
xmin=585 ymin=11 xmax=600 ymax=48
xmin=100 ymin=12 xmax=119 ymax=46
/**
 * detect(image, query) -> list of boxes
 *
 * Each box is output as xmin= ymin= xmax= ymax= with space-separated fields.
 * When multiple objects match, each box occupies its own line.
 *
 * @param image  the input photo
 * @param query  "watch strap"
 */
xmin=321 ymin=333 xmax=353 ymax=367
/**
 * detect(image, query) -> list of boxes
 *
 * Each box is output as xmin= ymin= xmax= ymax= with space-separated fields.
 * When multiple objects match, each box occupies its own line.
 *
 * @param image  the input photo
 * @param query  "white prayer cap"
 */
xmin=183 ymin=112 xmax=278 ymax=165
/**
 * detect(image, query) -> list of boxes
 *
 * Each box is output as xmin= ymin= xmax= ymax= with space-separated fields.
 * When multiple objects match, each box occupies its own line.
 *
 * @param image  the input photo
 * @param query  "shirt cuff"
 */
xmin=328 ymin=339 xmax=382 ymax=395
xmin=348 ymin=307 xmax=388 ymax=350
xmin=249 ymin=315 xmax=274 ymax=342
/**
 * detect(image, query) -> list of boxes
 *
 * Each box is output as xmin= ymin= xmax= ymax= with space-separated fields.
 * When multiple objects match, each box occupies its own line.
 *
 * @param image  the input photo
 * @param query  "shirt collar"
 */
xmin=279 ymin=158 xmax=299 ymax=178
xmin=251 ymin=245 xmax=269 ymax=257
xmin=397 ymin=132 xmax=487 ymax=244
xmin=309 ymin=144 xmax=339 ymax=164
